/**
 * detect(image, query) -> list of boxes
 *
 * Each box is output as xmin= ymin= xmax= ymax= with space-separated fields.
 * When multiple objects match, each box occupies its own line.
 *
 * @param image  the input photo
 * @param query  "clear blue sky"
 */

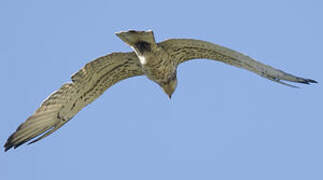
xmin=1 ymin=0 xmax=322 ymax=179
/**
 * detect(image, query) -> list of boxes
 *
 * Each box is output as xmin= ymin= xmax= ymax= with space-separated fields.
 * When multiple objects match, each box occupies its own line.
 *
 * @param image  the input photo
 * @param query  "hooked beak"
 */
xmin=162 ymin=86 xmax=174 ymax=99
xmin=162 ymin=79 xmax=177 ymax=100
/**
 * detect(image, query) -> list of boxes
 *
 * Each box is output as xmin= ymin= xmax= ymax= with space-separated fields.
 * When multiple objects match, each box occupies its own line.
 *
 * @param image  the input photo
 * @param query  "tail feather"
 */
xmin=115 ymin=30 xmax=156 ymax=46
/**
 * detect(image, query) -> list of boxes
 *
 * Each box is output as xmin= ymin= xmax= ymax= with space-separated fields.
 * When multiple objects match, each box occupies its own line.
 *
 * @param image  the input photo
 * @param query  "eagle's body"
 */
xmin=116 ymin=31 xmax=177 ymax=92
xmin=4 ymin=30 xmax=317 ymax=151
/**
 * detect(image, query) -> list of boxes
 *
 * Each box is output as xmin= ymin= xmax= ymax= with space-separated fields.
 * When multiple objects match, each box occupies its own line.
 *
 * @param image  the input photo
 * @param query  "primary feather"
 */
xmin=159 ymin=39 xmax=317 ymax=87
xmin=4 ymin=52 xmax=143 ymax=151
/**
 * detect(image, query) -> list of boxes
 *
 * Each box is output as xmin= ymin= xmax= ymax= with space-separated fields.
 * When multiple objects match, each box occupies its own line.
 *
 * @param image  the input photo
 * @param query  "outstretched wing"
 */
xmin=159 ymin=39 xmax=317 ymax=87
xmin=4 ymin=52 xmax=143 ymax=151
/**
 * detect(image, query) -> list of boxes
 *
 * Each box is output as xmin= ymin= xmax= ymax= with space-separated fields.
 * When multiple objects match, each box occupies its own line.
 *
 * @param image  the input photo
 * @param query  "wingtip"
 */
xmin=308 ymin=79 xmax=318 ymax=83
xmin=4 ymin=142 xmax=16 ymax=152
xmin=4 ymin=134 xmax=14 ymax=152
xmin=4 ymin=134 xmax=24 ymax=152
xmin=4 ymin=145 xmax=11 ymax=152
xmin=4 ymin=123 xmax=26 ymax=152
xmin=298 ymin=78 xmax=318 ymax=84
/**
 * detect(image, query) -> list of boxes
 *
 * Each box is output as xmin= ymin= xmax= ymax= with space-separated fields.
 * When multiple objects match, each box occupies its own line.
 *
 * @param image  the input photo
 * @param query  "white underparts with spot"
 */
xmin=131 ymin=46 xmax=147 ymax=65
xmin=138 ymin=55 xmax=147 ymax=65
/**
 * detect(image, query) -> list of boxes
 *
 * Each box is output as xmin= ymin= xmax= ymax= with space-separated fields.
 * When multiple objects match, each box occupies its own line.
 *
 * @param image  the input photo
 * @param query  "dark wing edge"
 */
xmin=4 ymin=52 xmax=143 ymax=151
xmin=159 ymin=39 xmax=317 ymax=87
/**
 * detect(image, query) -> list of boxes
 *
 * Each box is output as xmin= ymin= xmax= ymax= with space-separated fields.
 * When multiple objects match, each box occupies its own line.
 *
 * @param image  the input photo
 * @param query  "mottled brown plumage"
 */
xmin=4 ymin=30 xmax=316 ymax=151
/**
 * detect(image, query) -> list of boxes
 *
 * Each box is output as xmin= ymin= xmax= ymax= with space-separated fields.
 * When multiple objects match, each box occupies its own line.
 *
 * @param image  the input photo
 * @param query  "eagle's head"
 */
xmin=161 ymin=73 xmax=177 ymax=99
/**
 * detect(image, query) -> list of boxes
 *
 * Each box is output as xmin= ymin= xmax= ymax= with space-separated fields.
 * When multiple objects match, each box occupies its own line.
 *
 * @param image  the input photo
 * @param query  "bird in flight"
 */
xmin=4 ymin=30 xmax=317 ymax=151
